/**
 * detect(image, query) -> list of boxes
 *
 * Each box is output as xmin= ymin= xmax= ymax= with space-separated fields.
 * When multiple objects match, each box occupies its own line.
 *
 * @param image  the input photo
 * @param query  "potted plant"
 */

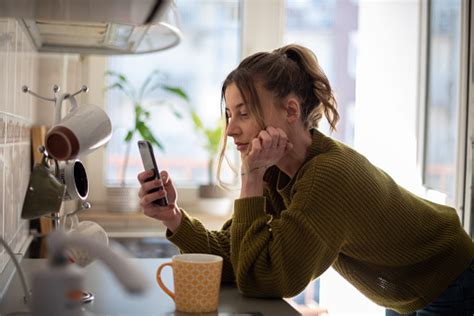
xmin=188 ymin=110 xmax=233 ymax=216
xmin=190 ymin=112 xmax=229 ymax=199
xmin=105 ymin=69 xmax=189 ymax=212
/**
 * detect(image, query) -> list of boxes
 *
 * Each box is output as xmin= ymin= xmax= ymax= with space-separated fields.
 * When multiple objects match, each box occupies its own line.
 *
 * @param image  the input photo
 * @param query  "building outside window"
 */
xmin=285 ymin=0 xmax=358 ymax=146
xmin=423 ymin=0 xmax=462 ymax=207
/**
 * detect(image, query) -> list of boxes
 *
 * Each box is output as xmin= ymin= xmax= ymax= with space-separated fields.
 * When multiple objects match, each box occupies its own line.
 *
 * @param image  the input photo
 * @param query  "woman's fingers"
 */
xmin=141 ymin=178 xmax=163 ymax=193
xmin=260 ymin=127 xmax=287 ymax=151
xmin=248 ymin=137 xmax=262 ymax=156
xmin=138 ymin=179 xmax=161 ymax=198
xmin=276 ymin=128 xmax=288 ymax=147
xmin=137 ymin=170 xmax=154 ymax=185
xmin=247 ymin=127 xmax=290 ymax=157
xmin=160 ymin=170 xmax=172 ymax=187
xmin=140 ymin=189 xmax=166 ymax=206
xmin=243 ymin=127 xmax=292 ymax=174
xmin=266 ymin=127 xmax=281 ymax=149
xmin=258 ymin=130 xmax=272 ymax=149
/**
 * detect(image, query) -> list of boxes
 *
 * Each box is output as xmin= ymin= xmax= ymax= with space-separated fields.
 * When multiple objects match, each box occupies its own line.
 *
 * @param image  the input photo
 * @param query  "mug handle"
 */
xmin=53 ymin=93 xmax=78 ymax=125
xmin=60 ymin=213 xmax=79 ymax=231
xmin=156 ymin=262 xmax=175 ymax=301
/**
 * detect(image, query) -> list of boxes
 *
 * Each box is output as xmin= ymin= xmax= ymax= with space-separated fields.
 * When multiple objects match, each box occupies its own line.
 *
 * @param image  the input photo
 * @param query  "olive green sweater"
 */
xmin=167 ymin=129 xmax=474 ymax=313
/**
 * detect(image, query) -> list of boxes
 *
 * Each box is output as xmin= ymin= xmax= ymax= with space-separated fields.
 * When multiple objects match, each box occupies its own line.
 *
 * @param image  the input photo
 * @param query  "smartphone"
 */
xmin=137 ymin=140 xmax=168 ymax=206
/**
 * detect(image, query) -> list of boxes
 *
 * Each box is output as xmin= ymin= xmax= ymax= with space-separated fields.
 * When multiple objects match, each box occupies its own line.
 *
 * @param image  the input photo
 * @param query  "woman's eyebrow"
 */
xmin=226 ymin=103 xmax=245 ymax=112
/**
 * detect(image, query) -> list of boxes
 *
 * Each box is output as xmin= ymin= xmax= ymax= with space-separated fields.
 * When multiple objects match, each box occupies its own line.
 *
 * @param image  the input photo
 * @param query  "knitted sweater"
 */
xmin=167 ymin=129 xmax=474 ymax=313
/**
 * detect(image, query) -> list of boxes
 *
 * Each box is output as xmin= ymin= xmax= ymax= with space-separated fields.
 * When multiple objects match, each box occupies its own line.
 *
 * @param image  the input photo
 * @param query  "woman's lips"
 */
xmin=236 ymin=143 xmax=248 ymax=151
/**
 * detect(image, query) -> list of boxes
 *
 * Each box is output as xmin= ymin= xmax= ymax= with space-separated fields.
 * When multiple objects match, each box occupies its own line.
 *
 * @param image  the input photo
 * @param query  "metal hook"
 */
xmin=22 ymin=85 xmax=56 ymax=102
xmin=65 ymin=85 xmax=89 ymax=99
xmin=63 ymin=201 xmax=92 ymax=221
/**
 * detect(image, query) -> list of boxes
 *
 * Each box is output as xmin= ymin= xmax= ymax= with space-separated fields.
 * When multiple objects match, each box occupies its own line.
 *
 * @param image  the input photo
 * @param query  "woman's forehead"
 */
xmin=224 ymin=84 xmax=246 ymax=109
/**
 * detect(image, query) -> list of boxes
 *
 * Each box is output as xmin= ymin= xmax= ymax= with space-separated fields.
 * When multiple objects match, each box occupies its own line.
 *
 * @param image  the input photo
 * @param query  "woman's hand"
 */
xmin=242 ymin=126 xmax=293 ymax=176
xmin=239 ymin=127 xmax=293 ymax=198
xmin=137 ymin=170 xmax=182 ymax=232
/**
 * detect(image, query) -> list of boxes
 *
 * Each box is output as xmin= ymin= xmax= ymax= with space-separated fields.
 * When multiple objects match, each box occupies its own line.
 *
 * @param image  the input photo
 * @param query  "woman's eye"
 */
xmin=240 ymin=112 xmax=248 ymax=118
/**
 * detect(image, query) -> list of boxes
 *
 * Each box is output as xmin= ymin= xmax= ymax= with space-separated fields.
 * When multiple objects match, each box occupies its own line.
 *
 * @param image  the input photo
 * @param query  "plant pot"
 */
xmin=197 ymin=184 xmax=233 ymax=216
xmin=106 ymin=186 xmax=141 ymax=212
xmin=198 ymin=184 xmax=229 ymax=199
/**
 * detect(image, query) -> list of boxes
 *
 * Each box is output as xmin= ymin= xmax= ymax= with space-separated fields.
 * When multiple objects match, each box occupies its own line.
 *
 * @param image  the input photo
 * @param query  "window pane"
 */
xmin=285 ymin=0 xmax=358 ymax=146
xmin=424 ymin=0 xmax=462 ymax=205
xmin=106 ymin=0 xmax=240 ymax=187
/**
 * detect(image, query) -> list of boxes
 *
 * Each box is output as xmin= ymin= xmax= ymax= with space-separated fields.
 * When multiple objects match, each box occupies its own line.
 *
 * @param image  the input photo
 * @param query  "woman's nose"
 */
xmin=226 ymin=119 xmax=239 ymax=138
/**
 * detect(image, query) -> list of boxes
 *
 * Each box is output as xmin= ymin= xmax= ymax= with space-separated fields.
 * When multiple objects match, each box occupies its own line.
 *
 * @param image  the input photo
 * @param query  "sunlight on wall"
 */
xmin=354 ymin=0 xmax=423 ymax=196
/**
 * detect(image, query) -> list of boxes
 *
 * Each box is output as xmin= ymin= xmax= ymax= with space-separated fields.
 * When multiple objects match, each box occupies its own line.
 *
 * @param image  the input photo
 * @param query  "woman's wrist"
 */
xmin=241 ymin=165 xmax=267 ymax=176
xmin=164 ymin=207 xmax=182 ymax=233
xmin=240 ymin=170 xmax=265 ymax=198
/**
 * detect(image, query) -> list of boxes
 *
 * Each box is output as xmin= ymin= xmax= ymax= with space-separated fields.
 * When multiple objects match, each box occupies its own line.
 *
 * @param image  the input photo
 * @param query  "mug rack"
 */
xmin=22 ymin=84 xmax=91 ymax=229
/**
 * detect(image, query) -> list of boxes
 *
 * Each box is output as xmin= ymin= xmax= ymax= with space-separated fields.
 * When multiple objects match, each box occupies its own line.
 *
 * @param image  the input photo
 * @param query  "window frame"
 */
xmin=83 ymin=0 xmax=472 ymax=231
xmin=462 ymin=0 xmax=473 ymax=234
xmin=419 ymin=0 xmax=470 ymax=223
xmin=82 ymin=0 xmax=286 ymax=208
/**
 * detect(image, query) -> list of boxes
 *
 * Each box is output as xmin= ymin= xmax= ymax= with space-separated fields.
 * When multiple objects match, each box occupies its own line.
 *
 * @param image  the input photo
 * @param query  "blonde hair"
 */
xmin=217 ymin=44 xmax=339 ymax=185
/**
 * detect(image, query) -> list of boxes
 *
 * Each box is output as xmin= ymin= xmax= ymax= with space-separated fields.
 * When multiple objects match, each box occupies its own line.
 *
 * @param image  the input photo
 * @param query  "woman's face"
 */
xmin=224 ymin=83 xmax=287 ymax=153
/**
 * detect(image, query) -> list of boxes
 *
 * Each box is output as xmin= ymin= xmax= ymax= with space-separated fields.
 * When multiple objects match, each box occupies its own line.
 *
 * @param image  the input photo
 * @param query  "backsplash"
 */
xmin=0 ymin=18 xmax=37 ymax=272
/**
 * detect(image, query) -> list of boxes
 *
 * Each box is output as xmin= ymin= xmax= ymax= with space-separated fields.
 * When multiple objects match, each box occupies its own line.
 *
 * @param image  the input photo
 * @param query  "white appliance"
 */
xmin=0 ymin=0 xmax=181 ymax=54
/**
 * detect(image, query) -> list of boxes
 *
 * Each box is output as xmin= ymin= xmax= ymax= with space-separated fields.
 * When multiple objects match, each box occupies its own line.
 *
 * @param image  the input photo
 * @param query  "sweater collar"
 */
xmin=305 ymin=128 xmax=325 ymax=163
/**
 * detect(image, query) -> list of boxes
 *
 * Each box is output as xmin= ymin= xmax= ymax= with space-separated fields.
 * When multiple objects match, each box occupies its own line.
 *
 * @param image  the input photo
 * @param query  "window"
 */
xmin=284 ymin=1 xmax=363 ymax=314
xmin=285 ymin=0 xmax=358 ymax=146
xmin=423 ymin=0 xmax=463 ymax=206
xmin=106 ymin=0 xmax=240 ymax=187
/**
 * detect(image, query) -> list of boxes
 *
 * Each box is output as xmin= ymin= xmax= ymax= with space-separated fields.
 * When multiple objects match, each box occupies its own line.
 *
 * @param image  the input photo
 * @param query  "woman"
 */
xmin=137 ymin=44 xmax=474 ymax=315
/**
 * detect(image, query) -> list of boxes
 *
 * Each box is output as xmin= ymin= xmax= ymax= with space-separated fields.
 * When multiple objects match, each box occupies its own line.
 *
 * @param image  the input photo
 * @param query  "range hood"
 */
xmin=0 ymin=0 xmax=182 ymax=55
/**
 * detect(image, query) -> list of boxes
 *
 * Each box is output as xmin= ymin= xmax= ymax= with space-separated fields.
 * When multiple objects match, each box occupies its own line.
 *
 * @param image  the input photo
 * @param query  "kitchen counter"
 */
xmin=78 ymin=209 xmax=230 ymax=238
xmin=1 ymin=258 xmax=301 ymax=315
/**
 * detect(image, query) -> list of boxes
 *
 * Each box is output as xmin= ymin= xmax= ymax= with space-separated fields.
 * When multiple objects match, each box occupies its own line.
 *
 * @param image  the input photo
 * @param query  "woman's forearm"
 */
xmin=240 ymin=169 xmax=265 ymax=198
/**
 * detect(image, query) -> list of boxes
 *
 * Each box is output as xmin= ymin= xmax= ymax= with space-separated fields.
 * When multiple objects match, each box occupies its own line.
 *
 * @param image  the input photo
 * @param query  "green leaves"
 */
xmin=104 ymin=69 xmax=188 ymax=185
xmin=191 ymin=111 xmax=204 ymax=130
xmin=105 ymin=69 xmax=189 ymax=153
xmin=161 ymin=85 xmax=190 ymax=101
xmin=190 ymin=110 xmax=223 ymax=156
xmin=105 ymin=68 xmax=225 ymax=185
xmin=124 ymin=130 xmax=134 ymax=142
xmin=137 ymin=121 xmax=163 ymax=151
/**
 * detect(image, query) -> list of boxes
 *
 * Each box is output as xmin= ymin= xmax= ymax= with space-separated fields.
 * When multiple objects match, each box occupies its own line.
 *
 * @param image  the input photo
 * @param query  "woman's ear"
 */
xmin=286 ymin=97 xmax=301 ymax=124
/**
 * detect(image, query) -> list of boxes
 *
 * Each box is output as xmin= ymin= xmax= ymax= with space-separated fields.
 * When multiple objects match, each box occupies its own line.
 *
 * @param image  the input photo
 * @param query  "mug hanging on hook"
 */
xmin=21 ymin=152 xmax=66 ymax=220
xmin=54 ymin=159 xmax=89 ymax=201
xmin=45 ymin=94 xmax=112 ymax=161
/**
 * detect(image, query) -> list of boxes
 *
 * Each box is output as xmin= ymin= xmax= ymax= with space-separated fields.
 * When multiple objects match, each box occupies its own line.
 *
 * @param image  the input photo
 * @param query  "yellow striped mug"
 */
xmin=156 ymin=253 xmax=223 ymax=313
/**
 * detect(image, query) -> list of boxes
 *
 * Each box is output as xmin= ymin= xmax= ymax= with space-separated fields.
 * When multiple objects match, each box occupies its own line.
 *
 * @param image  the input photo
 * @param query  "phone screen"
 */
xmin=138 ymin=140 xmax=168 ymax=206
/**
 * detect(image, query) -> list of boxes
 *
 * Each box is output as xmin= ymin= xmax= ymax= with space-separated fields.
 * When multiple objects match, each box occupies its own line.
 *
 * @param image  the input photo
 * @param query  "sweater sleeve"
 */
xmin=166 ymin=209 xmax=235 ymax=282
xmin=231 ymin=171 xmax=341 ymax=298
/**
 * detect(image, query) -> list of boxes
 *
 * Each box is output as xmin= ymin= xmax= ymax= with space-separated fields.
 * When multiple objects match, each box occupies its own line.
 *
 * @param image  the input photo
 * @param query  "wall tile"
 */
xmin=0 ymin=19 xmax=36 ymax=273
xmin=0 ymin=18 xmax=8 ymax=114
xmin=3 ymin=141 xmax=12 ymax=244
xmin=0 ymin=113 xmax=4 ymax=272
xmin=5 ymin=20 xmax=16 ymax=115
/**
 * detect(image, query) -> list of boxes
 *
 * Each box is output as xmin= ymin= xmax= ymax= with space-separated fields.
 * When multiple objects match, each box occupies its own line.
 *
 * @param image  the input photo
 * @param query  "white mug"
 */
xmin=61 ymin=215 xmax=109 ymax=267
xmin=54 ymin=159 xmax=89 ymax=201
xmin=45 ymin=94 xmax=112 ymax=160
